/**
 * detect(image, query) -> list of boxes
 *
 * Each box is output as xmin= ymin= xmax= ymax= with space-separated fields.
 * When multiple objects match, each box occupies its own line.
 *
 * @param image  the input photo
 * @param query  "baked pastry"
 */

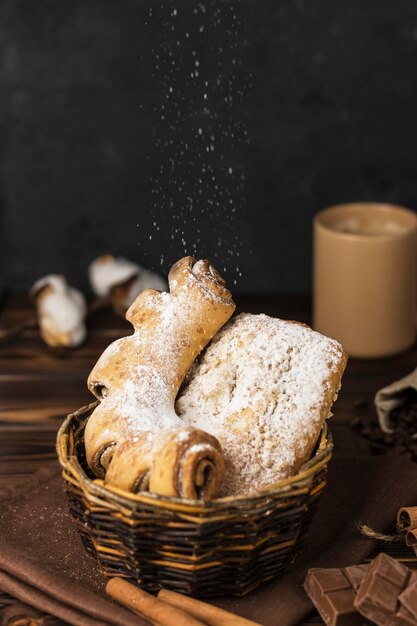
xmin=177 ymin=313 xmax=347 ymax=496
xmin=84 ymin=256 xmax=235 ymax=496
xmin=106 ymin=427 xmax=224 ymax=498
xmin=84 ymin=256 xmax=346 ymax=499
xmin=30 ymin=275 xmax=87 ymax=348
xmin=89 ymin=255 xmax=167 ymax=314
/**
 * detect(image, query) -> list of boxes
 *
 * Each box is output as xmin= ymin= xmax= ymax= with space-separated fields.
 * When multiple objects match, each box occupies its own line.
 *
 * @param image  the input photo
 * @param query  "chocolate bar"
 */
xmin=354 ymin=553 xmax=417 ymax=625
xmin=304 ymin=564 xmax=371 ymax=625
xmin=400 ymin=574 xmax=417 ymax=619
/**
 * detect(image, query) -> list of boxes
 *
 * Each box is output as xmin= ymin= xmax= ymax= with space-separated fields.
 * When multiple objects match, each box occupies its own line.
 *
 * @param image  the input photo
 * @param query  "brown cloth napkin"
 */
xmin=0 ymin=456 xmax=416 ymax=626
xmin=0 ymin=593 xmax=62 ymax=625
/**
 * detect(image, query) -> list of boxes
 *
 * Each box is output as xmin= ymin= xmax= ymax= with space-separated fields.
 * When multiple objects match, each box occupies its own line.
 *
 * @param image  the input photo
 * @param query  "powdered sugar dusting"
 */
xmin=89 ymin=257 xmax=140 ymax=297
xmin=92 ymin=366 xmax=182 ymax=446
xmin=181 ymin=442 xmax=214 ymax=455
xmin=31 ymin=274 xmax=87 ymax=347
xmin=86 ymin=260 xmax=235 ymax=466
xmin=176 ymin=313 xmax=345 ymax=496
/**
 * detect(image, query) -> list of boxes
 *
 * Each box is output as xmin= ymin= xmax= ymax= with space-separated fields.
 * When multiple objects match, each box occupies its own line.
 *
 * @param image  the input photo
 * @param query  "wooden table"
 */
xmin=0 ymin=294 xmax=416 ymax=625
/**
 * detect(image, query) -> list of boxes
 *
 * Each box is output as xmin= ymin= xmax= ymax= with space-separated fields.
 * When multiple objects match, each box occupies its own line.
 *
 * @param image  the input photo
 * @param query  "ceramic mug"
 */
xmin=313 ymin=202 xmax=417 ymax=358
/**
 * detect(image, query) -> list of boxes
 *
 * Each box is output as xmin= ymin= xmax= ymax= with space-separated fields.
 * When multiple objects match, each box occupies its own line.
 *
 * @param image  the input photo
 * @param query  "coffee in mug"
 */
xmin=313 ymin=202 xmax=417 ymax=358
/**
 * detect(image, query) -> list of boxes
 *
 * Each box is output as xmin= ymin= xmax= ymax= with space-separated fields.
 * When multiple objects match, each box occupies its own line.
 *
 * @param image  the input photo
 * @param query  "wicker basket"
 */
xmin=57 ymin=402 xmax=333 ymax=597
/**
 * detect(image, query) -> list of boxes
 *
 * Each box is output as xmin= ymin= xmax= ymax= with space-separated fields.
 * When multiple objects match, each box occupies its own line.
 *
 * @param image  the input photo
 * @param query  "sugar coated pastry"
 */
xmin=30 ymin=275 xmax=87 ymax=348
xmin=89 ymin=255 xmax=167 ymax=314
xmin=177 ymin=313 xmax=347 ymax=496
xmin=84 ymin=256 xmax=234 ymax=497
xmin=106 ymin=427 xmax=224 ymax=498
xmin=89 ymin=255 xmax=140 ymax=297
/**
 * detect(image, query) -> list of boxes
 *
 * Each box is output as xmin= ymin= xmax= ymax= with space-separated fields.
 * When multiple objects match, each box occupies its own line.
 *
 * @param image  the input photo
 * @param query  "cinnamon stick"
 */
xmin=158 ymin=589 xmax=264 ymax=626
xmin=406 ymin=527 xmax=417 ymax=547
xmin=397 ymin=506 xmax=417 ymax=531
xmin=106 ymin=578 xmax=207 ymax=626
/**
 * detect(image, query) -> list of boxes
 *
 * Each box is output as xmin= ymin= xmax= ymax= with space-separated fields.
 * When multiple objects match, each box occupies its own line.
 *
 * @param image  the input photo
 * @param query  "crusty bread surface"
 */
xmin=177 ymin=313 xmax=347 ymax=496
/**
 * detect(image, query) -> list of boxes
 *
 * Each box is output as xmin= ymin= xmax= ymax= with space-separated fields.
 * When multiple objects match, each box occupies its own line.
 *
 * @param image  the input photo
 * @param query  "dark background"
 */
xmin=2 ymin=0 xmax=417 ymax=294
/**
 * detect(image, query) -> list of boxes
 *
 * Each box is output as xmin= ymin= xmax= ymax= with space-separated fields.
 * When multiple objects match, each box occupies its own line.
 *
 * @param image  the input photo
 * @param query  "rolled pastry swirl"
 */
xmin=105 ymin=427 xmax=224 ymax=499
xmin=84 ymin=256 xmax=234 ymax=497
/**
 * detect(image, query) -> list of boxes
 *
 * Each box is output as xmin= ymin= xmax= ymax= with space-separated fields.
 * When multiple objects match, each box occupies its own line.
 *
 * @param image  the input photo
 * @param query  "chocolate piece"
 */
xmin=400 ymin=575 xmax=417 ymax=619
xmin=304 ymin=564 xmax=370 ymax=625
xmin=354 ymin=553 xmax=417 ymax=625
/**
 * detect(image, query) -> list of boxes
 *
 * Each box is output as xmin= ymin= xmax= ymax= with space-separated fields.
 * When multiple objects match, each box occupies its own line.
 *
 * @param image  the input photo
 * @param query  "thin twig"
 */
xmin=360 ymin=523 xmax=405 ymax=543
xmin=87 ymin=296 xmax=111 ymax=316
xmin=0 ymin=316 xmax=38 ymax=346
